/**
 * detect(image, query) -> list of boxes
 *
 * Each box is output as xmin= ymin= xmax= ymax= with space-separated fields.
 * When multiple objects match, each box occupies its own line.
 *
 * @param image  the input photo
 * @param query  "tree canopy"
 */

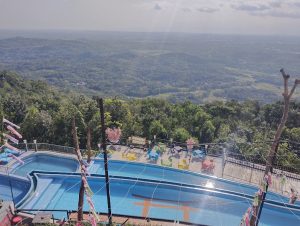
xmin=0 ymin=71 xmax=299 ymax=172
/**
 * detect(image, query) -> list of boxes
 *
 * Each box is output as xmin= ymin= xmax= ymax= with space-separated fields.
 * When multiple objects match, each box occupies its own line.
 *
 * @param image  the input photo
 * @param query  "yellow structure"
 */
xmin=178 ymin=159 xmax=189 ymax=170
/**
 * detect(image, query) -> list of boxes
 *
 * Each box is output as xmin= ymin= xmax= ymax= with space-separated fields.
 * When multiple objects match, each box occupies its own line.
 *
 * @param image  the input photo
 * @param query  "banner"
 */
xmin=3 ymin=133 xmax=19 ymax=144
xmin=4 ymin=142 xmax=20 ymax=153
xmin=3 ymin=118 xmax=20 ymax=129
xmin=7 ymin=125 xmax=22 ymax=139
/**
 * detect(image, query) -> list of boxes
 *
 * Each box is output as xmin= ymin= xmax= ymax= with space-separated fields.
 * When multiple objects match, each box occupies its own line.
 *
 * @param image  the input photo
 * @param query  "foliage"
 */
xmin=1 ymin=71 xmax=300 ymax=172
xmin=173 ymin=128 xmax=190 ymax=143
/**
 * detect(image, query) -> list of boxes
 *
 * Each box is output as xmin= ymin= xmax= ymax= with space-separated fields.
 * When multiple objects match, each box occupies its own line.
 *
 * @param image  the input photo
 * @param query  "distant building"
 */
xmin=75 ymin=81 xmax=86 ymax=86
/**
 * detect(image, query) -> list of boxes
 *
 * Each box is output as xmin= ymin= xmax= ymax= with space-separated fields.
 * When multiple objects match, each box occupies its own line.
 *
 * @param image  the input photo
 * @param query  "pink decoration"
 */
xmin=186 ymin=138 xmax=195 ymax=151
xmin=81 ymin=165 xmax=90 ymax=176
xmin=89 ymin=215 xmax=97 ymax=226
xmin=252 ymin=206 xmax=257 ymax=217
xmin=87 ymin=196 xmax=95 ymax=209
xmin=4 ymin=143 xmax=20 ymax=152
xmin=82 ymin=176 xmax=88 ymax=185
xmin=3 ymin=133 xmax=19 ymax=144
xmin=244 ymin=207 xmax=251 ymax=226
xmin=8 ymin=154 xmax=24 ymax=165
xmin=3 ymin=118 xmax=20 ymax=129
xmin=106 ymin=128 xmax=122 ymax=143
xmin=258 ymin=187 xmax=263 ymax=196
xmin=74 ymin=140 xmax=97 ymax=222
xmin=7 ymin=125 xmax=22 ymax=139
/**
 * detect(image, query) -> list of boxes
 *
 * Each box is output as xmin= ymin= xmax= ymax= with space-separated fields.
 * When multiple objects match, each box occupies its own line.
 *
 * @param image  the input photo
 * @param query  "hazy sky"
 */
xmin=1 ymin=0 xmax=300 ymax=36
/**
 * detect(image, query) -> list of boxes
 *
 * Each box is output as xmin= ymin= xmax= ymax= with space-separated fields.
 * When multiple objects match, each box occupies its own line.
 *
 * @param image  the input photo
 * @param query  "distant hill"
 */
xmin=0 ymin=31 xmax=300 ymax=103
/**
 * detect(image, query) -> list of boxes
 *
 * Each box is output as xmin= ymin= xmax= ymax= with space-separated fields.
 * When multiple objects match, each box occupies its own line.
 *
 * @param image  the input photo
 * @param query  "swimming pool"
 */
xmin=90 ymin=159 xmax=298 ymax=205
xmin=0 ymin=174 xmax=31 ymax=204
xmin=3 ymin=152 xmax=299 ymax=225
xmin=20 ymin=172 xmax=300 ymax=226
xmin=11 ymin=153 xmax=79 ymax=177
xmin=8 ymin=153 xmax=293 ymax=205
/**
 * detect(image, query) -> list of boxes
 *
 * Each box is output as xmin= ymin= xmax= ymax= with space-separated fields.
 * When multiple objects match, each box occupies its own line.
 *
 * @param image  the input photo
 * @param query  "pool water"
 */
xmin=2 ymin=153 xmax=299 ymax=225
xmin=11 ymin=153 xmax=79 ymax=177
xmin=0 ymin=174 xmax=31 ymax=203
xmin=90 ymin=159 xmax=297 ymax=205
xmin=21 ymin=173 xmax=300 ymax=226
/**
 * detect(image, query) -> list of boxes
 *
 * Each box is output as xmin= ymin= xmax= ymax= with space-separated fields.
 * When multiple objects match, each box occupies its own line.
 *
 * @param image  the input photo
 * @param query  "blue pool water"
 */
xmin=0 ymin=174 xmax=31 ymax=203
xmin=90 ymin=159 xmax=298 ymax=205
xmin=21 ymin=173 xmax=300 ymax=226
xmin=11 ymin=153 xmax=79 ymax=177
xmin=2 ymin=153 xmax=299 ymax=225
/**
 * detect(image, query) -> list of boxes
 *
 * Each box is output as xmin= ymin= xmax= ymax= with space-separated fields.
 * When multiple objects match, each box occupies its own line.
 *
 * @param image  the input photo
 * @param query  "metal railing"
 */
xmin=15 ymin=143 xmax=86 ymax=155
xmin=226 ymin=157 xmax=300 ymax=181
xmin=1 ymin=141 xmax=299 ymax=181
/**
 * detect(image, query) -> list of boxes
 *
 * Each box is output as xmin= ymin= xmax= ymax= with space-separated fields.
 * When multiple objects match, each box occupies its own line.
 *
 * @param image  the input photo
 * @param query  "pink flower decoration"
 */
xmin=106 ymin=128 xmax=122 ymax=143
xmin=186 ymin=138 xmax=195 ymax=151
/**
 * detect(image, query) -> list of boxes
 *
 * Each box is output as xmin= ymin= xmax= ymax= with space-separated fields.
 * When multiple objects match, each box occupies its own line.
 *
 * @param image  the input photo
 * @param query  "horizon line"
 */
xmin=1 ymin=28 xmax=300 ymax=38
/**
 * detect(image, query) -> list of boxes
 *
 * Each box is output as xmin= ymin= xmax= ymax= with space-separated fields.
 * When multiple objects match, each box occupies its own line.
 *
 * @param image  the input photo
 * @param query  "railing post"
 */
xmin=33 ymin=140 xmax=37 ymax=152
xmin=221 ymin=147 xmax=226 ymax=178
xmin=23 ymin=140 xmax=28 ymax=152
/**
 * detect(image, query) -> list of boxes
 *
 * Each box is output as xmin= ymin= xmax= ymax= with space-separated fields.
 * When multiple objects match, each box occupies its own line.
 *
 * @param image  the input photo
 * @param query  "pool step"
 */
xmin=47 ymin=185 xmax=66 ymax=209
xmin=21 ymin=177 xmax=52 ymax=208
xmin=33 ymin=178 xmax=64 ymax=209
xmin=22 ymin=177 xmax=62 ymax=209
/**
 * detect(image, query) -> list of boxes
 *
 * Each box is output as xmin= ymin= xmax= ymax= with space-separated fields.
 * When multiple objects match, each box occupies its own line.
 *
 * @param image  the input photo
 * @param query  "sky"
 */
xmin=1 ymin=0 xmax=300 ymax=36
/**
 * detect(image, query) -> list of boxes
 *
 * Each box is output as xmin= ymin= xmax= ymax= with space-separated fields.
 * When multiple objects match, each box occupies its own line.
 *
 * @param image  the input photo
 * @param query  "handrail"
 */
xmin=14 ymin=142 xmax=86 ymax=154
xmin=226 ymin=157 xmax=300 ymax=181
xmin=2 ymin=141 xmax=298 ymax=177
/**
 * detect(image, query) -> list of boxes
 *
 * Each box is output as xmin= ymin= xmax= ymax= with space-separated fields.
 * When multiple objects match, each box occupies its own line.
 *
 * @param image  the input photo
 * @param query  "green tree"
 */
xmin=149 ymin=120 xmax=167 ymax=139
xmin=22 ymin=107 xmax=53 ymax=142
xmin=173 ymin=128 xmax=190 ymax=143
xmin=3 ymin=95 xmax=26 ymax=124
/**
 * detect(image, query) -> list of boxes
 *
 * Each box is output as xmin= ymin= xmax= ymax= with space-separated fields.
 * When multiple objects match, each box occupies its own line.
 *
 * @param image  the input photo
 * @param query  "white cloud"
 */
xmin=231 ymin=0 xmax=300 ymax=19
xmin=0 ymin=0 xmax=300 ymax=35
xmin=232 ymin=3 xmax=270 ymax=12
xmin=197 ymin=7 xmax=219 ymax=13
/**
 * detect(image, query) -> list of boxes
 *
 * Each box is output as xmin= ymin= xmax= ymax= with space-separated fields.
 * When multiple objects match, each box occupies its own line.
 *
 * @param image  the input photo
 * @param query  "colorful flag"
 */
xmin=7 ymin=125 xmax=22 ymax=139
xmin=3 ymin=118 xmax=20 ymax=129
xmin=3 ymin=133 xmax=19 ymax=144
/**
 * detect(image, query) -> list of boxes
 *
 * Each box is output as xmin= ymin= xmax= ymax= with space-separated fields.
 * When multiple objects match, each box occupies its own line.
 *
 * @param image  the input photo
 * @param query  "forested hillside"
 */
xmin=1 ymin=32 xmax=300 ymax=103
xmin=1 ymin=71 xmax=300 ymax=172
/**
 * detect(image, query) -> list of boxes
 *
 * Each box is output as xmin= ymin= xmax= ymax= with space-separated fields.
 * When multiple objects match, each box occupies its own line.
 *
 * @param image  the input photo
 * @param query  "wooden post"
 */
xmin=97 ymin=98 xmax=113 ymax=225
xmin=265 ymin=69 xmax=300 ymax=174
xmin=251 ymin=69 xmax=300 ymax=226
xmin=71 ymin=118 xmax=84 ymax=224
